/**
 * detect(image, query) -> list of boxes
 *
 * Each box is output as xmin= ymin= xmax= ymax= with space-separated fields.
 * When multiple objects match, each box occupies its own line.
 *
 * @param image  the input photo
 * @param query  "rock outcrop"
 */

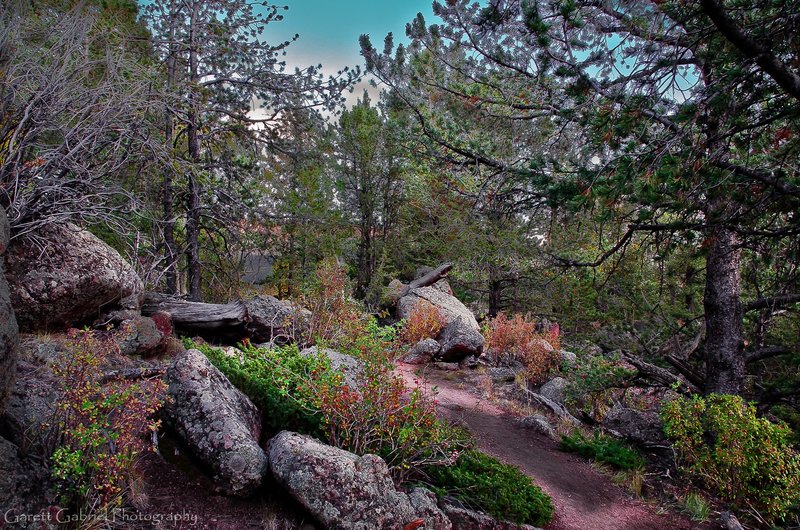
xmin=398 ymin=286 xmax=484 ymax=361
xmin=268 ymin=431 xmax=451 ymax=530
xmin=6 ymin=223 xmax=142 ymax=331
xmin=165 ymin=349 xmax=267 ymax=496
xmin=0 ymin=208 xmax=18 ymax=414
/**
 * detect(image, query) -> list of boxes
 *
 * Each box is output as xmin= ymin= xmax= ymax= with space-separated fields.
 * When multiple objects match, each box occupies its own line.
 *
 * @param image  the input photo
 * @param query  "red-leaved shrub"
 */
xmin=400 ymin=300 xmax=447 ymax=345
xmin=484 ymin=313 xmax=561 ymax=382
xmin=50 ymin=330 xmax=167 ymax=515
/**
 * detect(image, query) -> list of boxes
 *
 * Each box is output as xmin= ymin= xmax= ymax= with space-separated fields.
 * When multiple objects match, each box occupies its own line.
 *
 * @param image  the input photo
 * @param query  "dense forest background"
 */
xmin=2 ymin=0 xmax=799 ymax=439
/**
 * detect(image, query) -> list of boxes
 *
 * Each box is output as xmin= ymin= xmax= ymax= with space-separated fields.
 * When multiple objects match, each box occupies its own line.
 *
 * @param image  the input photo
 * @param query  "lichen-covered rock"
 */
xmin=438 ymin=498 xmax=542 ymax=530
xmin=0 ymin=208 xmax=18 ymax=414
xmin=517 ymin=415 xmax=555 ymax=439
xmin=5 ymin=223 xmax=142 ymax=331
xmin=243 ymin=295 xmax=311 ymax=344
xmin=559 ymin=350 xmax=578 ymax=367
xmin=488 ymin=367 xmax=519 ymax=383
xmin=398 ymin=287 xmax=484 ymax=361
xmin=0 ymin=436 xmax=57 ymax=528
xmin=165 ymin=349 xmax=267 ymax=496
xmin=268 ymin=431 xmax=450 ymax=530
xmin=603 ymin=405 xmax=667 ymax=447
xmin=1 ymin=357 xmax=59 ymax=455
xmin=403 ymin=338 xmax=441 ymax=365
xmin=114 ymin=315 xmax=170 ymax=356
xmin=539 ymin=377 xmax=568 ymax=405
xmin=300 ymin=347 xmax=364 ymax=390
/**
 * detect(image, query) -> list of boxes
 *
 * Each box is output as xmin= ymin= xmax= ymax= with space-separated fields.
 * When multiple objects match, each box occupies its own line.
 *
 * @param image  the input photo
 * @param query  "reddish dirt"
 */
xmin=397 ymin=363 xmax=711 ymax=530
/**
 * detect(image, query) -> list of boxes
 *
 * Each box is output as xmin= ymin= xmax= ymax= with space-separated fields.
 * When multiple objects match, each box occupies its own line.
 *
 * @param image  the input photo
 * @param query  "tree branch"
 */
xmin=700 ymin=0 xmax=800 ymax=102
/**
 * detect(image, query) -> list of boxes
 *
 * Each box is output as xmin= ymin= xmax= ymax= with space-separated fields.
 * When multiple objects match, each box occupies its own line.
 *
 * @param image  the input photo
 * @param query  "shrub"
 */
xmin=559 ymin=431 xmax=645 ymax=470
xmin=661 ymin=393 xmax=800 ymax=523
xmin=51 ymin=330 xmax=166 ymax=516
xmin=191 ymin=340 xmax=331 ymax=436
xmin=297 ymin=258 xmax=402 ymax=362
xmin=484 ymin=313 xmax=561 ymax=382
xmin=425 ymin=449 xmax=554 ymax=527
xmin=305 ymin=359 xmax=470 ymax=482
xmin=400 ymin=300 xmax=447 ymax=345
xmin=298 ymin=258 xmax=365 ymax=350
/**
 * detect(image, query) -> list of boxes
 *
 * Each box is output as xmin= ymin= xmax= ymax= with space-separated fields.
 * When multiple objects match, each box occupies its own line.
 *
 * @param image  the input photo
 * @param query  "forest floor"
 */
xmin=396 ymin=362 xmax=715 ymax=530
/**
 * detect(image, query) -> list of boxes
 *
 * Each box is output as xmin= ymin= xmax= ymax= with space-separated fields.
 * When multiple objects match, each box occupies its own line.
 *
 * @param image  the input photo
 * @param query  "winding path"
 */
xmin=397 ymin=363 xmax=703 ymax=530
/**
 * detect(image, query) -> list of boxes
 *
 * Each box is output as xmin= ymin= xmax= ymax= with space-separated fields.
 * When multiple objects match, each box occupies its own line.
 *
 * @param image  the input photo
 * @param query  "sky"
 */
xmin=266 ymin=1 xmax=438 ymax=104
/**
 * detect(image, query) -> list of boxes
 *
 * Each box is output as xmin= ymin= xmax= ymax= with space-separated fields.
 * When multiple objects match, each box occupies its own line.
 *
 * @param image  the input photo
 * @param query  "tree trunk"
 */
xmin=703 ymin=223 xmax=745 ymax=395
xmin=162 ymin=0 xmax=179 ymax=295
xmin=185 ymin=1 xmax=202 ymax=301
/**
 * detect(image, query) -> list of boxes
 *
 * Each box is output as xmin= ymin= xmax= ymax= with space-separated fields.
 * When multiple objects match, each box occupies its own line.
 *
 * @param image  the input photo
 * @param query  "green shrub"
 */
xmin=189 ymin=340 xmax=333 ymax=436
xmin=559 ymin=431 xmax=645 ymax=470
xmin=425 ymin=450 xmax=554 ymax=527
xmin=661 ymin=393 xmax=800 ymax=523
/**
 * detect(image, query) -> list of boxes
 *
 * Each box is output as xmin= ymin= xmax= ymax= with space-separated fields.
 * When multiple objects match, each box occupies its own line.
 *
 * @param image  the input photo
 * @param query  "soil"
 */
xmin=397 ymin=363 xmax=716 ymax=530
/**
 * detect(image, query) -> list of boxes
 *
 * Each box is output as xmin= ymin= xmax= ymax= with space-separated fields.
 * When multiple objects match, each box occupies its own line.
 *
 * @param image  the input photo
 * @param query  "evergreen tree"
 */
xmin=363 ymin=0 xmax=800 ymax=396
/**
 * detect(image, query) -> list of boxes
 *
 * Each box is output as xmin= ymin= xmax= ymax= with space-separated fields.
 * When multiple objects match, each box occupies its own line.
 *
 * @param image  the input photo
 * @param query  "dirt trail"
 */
xmin=397 ymin=363 xmax=704 ymax=530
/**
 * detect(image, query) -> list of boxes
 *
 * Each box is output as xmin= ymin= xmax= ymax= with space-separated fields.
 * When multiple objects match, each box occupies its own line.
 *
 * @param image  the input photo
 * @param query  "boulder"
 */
xmin=559 ymin=350 xmax=578 ymax=368
xmin=403 ymin=338 xmax=441 ymax=365
xmin=0 ymin=436 xmax=57 ymax=529
xmin=243 ymin=295 xmax=311 ymax=344
xmin=539 ymin=377 xmax=568 ymax=405
xmin=1 ymin=357 xmax=59 ymax=456
xmin=300 ymin=347 xmax=364 ymax=390
xmin=6 ymin=223 xmax=143 ymax=331
xmin=165 ymin=349 xmax=267 ymax=496
xmin=398 ymin=286 xmax=484 ymax=361
xmin=438 ymin=498 xmax=542 ymax=530
xmin=268 ymin=431 xmax=450 ymax=530
xmin=114 ymin=315 xmax=171 ymax=356
xmin=430 ymin=279 xmax=454 ymax=296
xmin=517 ymin=415 xmax=555 ymax=439
xmin=0 ymin=207 xmax=18 ymax=414
xmin=488 ymin=367 xmax=519 ymax=383
xmin=603 ymin=405 xmax=668 ymax=447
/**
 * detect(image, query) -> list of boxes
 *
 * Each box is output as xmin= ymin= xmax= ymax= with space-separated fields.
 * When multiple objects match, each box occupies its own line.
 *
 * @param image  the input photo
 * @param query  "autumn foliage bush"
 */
xmin=51 ymin=330 xmax=166 ymax=516
xmin=484 ymin=313 xmax=561 ymax=382
xmin=400 ymin=300 xmax=447 ymax=345
xmin=661 ymin=393 xmax=800 ymax=524
xmin=305 ymin=359 xmax=470 ymax=482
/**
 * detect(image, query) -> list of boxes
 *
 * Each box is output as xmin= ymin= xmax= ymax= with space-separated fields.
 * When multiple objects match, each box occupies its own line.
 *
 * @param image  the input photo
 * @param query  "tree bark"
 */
xmin=703 ymin=222 xmax=745 ymax=395
xmin=185 ymin=0 xmax=202 ymax=301
xmin=162 ymin=0 xmax=178 ymax=295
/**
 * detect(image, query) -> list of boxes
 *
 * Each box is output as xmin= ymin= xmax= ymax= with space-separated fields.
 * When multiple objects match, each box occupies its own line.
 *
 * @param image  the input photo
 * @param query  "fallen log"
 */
xmin=392 ymin=262 xmax=454 ymax=302
xmin=142 ymin=293 xmax=309 ymax=344
xmin=621 ymin=352 xmax=701 ymax=394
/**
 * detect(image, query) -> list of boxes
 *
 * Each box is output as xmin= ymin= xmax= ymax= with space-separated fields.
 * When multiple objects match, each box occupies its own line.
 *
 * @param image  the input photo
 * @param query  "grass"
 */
xmin=681 ymin=491 xmax=710 ymax=522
